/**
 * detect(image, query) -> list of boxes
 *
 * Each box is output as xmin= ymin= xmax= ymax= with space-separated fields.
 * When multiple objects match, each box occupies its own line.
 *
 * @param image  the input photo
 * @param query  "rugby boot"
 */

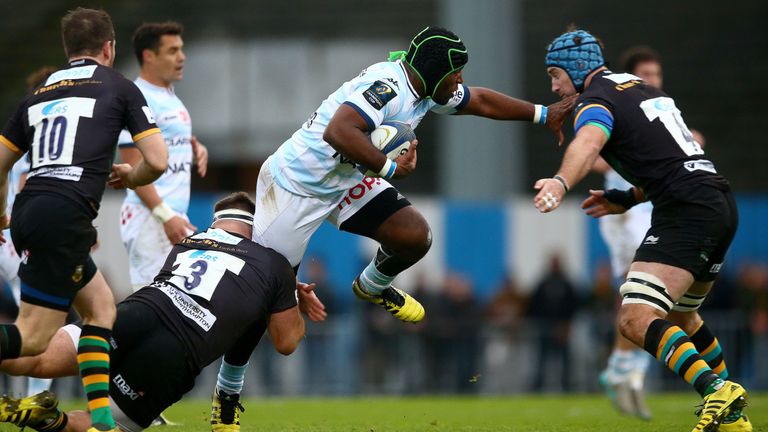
xmin=719 ymin=408 xmax=753 ymax=432
xmin=211 ymin=388 xmax=245 ymax=432
xmin=151 ymin=412 xmax=177 ymax=426
xmin=352 ymin=277 xmax=425 ymax=322
xmin=692 ymin=381 xmax=748 ymax=432
xmin=86 ymin=428 xmax=120 ymax=432
xmin=0 ymin=390 xmax=66 ymax=430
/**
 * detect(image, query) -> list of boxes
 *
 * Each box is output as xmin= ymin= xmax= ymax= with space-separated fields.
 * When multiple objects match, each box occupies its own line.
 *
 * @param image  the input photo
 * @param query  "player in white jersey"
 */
xmin=210 ymin=26 xmax=575 ymax=431
xmin=117 ymin=22 xmax=208 ymax=292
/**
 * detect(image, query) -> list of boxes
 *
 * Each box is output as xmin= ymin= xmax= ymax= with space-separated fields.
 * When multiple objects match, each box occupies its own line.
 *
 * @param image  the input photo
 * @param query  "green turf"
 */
xmin=46 ymin=393 xmax=765 ymax=431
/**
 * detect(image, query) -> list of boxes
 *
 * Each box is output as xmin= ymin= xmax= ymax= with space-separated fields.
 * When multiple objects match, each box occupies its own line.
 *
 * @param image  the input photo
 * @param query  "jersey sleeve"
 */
xmin=429 ymin=84 xmax=471 ymax=114
xmin=342 ymin=79 xmax=402 ymax=131
xmin=0 ymin=100 xmax=30 ymax=154
xmin=574 ymin=96 xmax=615 ymax=139
xmin=119 ymin=79 xmax=161 ymax=142
xmin=269 ymin=254 xmax=298 ymax=313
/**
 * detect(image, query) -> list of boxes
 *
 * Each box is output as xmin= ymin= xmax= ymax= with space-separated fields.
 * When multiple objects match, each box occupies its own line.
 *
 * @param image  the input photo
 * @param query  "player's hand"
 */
xmin=546 ymin=94 xmax=578 ymax=146
xmin=191 ymin=135 xmax=208 ymax=178
xmin=533 ymin=178 xmax=566 ymax=213
xmin=163 ymin=216 xmax=197 ymax=245
xmin=392 ymin=139 xmax=418 ymax=179
xmin=581 ymin=189 xmax=628 ymax=218
xmin=297 ymin=281 xmax=327 ymax=322
xmin=108 ymin=163 xmax=136 ymax=189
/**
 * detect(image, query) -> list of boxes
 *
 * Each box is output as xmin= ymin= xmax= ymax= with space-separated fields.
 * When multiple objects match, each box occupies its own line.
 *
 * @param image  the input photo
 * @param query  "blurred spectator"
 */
xmin=528 ymin=254 xmax=578 ymax=392
xmin=486 ymin=274 xmax=527 ymax=338
xmin=586 ymin=262 xmax=618 ymax=363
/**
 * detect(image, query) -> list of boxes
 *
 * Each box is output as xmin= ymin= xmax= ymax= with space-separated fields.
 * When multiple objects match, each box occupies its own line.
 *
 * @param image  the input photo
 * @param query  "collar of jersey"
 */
xmin=68 ymin=58 xmax=99 ymax=67
xmin=136 ymin=77 xmax=176 ymax=95
xmin=398 ymin=60 xmax=420 ymax=99
xmin=207 ymin=227 xmax=249 ymax=240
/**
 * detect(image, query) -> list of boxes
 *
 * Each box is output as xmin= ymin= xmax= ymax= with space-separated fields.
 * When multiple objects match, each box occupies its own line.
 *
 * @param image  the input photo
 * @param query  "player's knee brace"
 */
xmin=619 ymin=271 xmax=674 ymax=313
xmin=672 ymin=291 xmax=707 ymax=312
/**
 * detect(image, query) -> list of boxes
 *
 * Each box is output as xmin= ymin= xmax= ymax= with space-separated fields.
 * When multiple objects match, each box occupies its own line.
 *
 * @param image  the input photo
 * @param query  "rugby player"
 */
xmin=534 ymin=29 xmax=750 ymax=432
xmin=118 ymin=21 xmax=209 ymax=293
xmin=0 ymin=8 xmax=168 ymax=432
xmin=210 ymin=26 xmax=575 ymax=430
xmin=0 ymin=192 xmax=323 ymax=432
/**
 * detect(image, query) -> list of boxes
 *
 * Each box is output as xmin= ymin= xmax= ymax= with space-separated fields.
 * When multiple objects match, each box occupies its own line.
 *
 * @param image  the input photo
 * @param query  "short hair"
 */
xmin=214 ymin=192 xmax=255 ymax=215
xmin=132 ymin=21 xmax=184 ymax=66
xmin=26 ymin=66 xmax=58 ymax=91
xmin=620 ymin=46 xmax=662 ymax=74
xmin=61 ymin=8 xmax=115 ymax=58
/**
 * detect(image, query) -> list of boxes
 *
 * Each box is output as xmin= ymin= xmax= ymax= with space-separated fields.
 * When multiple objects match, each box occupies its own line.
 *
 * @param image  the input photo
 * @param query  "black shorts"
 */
xmin=109 ymin=301 xmax=197 ymax=429
xmin=10 ymin=192 xmax=97 ymax=311
xmin=339 ymin=186 xmax=412 ymax=238
xmin=634 ymin=186 xmax=738 ymax=282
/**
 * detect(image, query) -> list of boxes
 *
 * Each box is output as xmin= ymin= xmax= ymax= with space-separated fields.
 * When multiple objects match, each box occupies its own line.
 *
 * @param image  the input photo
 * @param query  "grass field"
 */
xmin=45 ymin=393 xmax=765 ymax=431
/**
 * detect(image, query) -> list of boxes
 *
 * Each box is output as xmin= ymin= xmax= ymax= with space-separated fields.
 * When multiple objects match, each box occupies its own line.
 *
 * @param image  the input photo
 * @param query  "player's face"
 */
xmin=151 ymin=35 xmax=185 ymax=85
xmin=547 ymin=67 xmax=576 ymax=99
xmin=632 ymin=60 xmax=663 ymax=89
xmin=432 ymin=69 xmax=463 ymax=104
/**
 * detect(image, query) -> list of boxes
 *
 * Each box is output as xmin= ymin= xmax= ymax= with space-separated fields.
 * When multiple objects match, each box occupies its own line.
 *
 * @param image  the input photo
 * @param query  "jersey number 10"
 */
xmin=27 ymin=97 xmax=96 ymax=169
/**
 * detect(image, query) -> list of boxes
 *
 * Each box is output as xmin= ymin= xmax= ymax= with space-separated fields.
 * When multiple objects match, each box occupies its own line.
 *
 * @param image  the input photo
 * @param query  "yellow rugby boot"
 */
xmin=211 ymin=388 xmax=245 ymax=432
xmin=0 ymin=390 xmax=66 ymax=430
xmin=719 ymin=409 xmax=753 ymax=432
xmin=353 ymin=277 xmax=425 ymax=323
xmin=692 ymin=381 xmax=748 ymax=432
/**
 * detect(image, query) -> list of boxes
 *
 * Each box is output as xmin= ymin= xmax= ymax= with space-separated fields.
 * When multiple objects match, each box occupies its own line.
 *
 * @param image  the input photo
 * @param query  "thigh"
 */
xmin=332 ymin=177 xmax=412 ymax=239
xmin=253 ymin=164 xmax=336 ymax=267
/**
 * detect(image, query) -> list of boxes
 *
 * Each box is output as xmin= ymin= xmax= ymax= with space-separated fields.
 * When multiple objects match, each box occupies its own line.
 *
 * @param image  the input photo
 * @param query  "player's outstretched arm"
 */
xmin=456 ymin=87 xmax=577 ymax=145
xmin=0 ymin=327 xmax=78 ymax=378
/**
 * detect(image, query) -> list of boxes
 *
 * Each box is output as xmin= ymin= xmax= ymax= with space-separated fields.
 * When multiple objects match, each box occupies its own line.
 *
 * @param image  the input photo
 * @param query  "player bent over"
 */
xmin=534 ymin=29 xmax=750 ymax=432
xmin=0 ymin=192 xmax=323 ymax=432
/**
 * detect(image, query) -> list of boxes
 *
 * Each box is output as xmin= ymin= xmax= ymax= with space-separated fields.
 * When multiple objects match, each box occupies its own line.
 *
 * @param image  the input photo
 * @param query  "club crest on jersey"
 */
xmin=71 ymin=265 xmax=84 ymax=283
xmin=363 ymin=81 xmax=397 ymax=111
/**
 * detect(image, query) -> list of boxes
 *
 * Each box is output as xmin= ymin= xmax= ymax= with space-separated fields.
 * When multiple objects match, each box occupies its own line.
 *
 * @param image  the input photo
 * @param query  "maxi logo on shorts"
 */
xmin=113 ymin=374 xmax=142 ymax=400
xmin=152 ymin=282 xmax=217 ymax=331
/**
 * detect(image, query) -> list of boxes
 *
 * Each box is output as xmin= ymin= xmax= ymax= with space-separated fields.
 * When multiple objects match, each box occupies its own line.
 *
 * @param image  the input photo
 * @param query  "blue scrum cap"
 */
xmin=545 ymin=30 xmax=605 ymax=92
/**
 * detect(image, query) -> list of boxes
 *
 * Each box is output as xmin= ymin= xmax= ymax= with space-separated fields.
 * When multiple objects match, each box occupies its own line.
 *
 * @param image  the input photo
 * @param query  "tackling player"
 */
xmin=534 ymin=29 xmax=750 ymax=432
xmin=0 ymin=192 xmax=323 ymax=432
xmin=118 ymin=21 xmax=209 ymax=293
xmin=0 ymin=8 xmax=168 ymax=432
xmin=210 ymin=26 xmax=575 ymax=430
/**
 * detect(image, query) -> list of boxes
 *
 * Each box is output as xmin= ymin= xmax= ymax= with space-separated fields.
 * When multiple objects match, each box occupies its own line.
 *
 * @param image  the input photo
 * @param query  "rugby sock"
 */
xmin=643 ymin=319 xmax=722 ymax=397
xmin=0 ymin=324 xmax=21 ymax=360
xmin=689 ymin=321 xmax=729 ymax=380
xmin=217 ymin=360 xmax=249 ymax=395
xmin=605 ymin=349 xmax=634 ymax=384
xmin=359 ymin=247 xmax=412 ymax=296
xmin=77 ymin=325 xmax=115 ymax=431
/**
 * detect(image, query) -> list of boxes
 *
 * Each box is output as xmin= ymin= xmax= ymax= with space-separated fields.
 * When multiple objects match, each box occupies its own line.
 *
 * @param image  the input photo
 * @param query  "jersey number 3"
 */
xmin=27 ymin=97 xmax=96 ymax=169
xmin=169 ymin=250 xmax=246 ymax=301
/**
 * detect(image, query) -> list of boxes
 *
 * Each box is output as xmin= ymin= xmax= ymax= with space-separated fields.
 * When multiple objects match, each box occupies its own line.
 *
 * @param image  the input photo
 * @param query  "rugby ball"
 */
xmin=370 ymin=121 xmax=415 ymax=160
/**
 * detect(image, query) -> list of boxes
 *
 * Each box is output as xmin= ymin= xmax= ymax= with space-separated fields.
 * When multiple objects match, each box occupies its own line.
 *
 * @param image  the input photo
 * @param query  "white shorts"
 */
xmin=254 ymin=156 xmax=392 ymax=267
xmin=0 ymin=229 xmax=21 ymax=304
xmin=120 ymin=204 xmax=187 ymax=289
xmin=599 ymin=202 xmax=653 ymax=279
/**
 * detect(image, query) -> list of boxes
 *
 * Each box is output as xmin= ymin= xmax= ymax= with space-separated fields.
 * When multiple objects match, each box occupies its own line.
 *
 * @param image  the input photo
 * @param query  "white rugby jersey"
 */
xmin=270 ymin=60 xmax=470 ymax=197
xmin=118 ymin=77 xmax=192 ymax=214
xmin=5 ymin=156 xmax=30 ymax=216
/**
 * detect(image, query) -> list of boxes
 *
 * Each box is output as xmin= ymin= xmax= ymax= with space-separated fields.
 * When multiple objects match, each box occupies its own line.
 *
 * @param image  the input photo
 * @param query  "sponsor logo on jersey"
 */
xmin=113 ymin=374 xmax=142 ymax=400
xmin=28 ymin=166 xmax=84 ymax=182
xmin=155 ymin=284 xmax=217 ymax=331
xmin=683 ymin=160 xmax=717 ymax=174
xmin=41 ymin=100 xmax=68 ymax=116
xmin=710 ymin=263 xmax=722 ymax=273
xmin=142 ymin=106 xmax=156 ymax=124
xmin=643 ymin=235 xmax=660 ymax=245
xmin=44 ymin=65 xmax=98 ymax=86
xmin=363 ymin=81 xmax=397 ymax=110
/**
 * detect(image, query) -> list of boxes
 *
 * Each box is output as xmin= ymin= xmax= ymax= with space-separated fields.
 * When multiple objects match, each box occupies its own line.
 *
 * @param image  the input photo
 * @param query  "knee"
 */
xmin=80 ymin=301 xmax=116 ymax=329
xmin=384 ymin=219 xmax=432 ymax=259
